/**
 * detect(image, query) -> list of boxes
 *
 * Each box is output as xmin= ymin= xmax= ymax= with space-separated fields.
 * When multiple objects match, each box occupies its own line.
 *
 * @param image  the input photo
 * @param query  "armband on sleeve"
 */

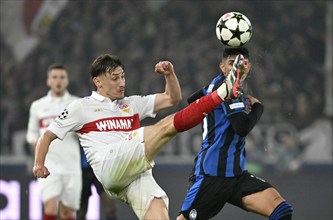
xmin=223 ymin=99 xmax=246 ymax=116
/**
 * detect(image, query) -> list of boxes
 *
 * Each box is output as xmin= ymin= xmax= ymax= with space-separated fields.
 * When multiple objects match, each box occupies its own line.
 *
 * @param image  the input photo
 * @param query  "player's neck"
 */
xmin=50 ymin=90 xmax=66 ymax=98
xmin=96 ymin=90 xmax=119 ymax=102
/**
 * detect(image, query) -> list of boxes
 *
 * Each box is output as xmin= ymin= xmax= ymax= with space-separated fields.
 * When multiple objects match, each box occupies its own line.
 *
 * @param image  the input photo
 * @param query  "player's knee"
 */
xmin=176 ymin=214 xmax=187 ymax=220
xmin=269 ymin=201 xmax=293 ymax=220
xmin=60 ymin=205 xmax=75 ymax=219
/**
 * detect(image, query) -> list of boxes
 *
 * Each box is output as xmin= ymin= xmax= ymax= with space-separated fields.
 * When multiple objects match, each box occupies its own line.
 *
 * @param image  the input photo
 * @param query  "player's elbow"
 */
xmin=42 ymin=130 xmax=58 ymax=143
xmin=232 ymin=125 xmax=251 ymax=137
xmin=169 ymin=95 xmax=182 ymax=106
xmin=174 ymin=96 xmax=183 ymax=105
xmin=234 ymin=129 xmax=249 ymax=137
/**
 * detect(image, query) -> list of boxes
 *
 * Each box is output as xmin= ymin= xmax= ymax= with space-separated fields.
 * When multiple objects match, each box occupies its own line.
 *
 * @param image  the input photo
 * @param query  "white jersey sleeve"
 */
xmin=48 ymin=99 xmax=84 ymax=140
xmin=128 ymin=95 xmax=156 ymax=120
xmin=26 ymin=101 xmax=40 ymax=144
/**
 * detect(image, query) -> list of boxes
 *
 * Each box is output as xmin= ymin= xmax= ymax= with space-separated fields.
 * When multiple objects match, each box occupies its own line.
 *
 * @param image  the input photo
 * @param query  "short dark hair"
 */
xmin=90 ymin=54 xmax=124 ymax=78
xmin=222 ymin=47 xmax=250 ymax=59
xmin=47 ymin=63 xmax=67 ymax=75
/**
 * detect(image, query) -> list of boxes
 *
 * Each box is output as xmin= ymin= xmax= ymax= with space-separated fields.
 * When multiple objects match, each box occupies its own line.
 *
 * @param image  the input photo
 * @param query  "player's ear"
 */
xmin=46 ymin=76 xmax=51 ymax=87
xmin=92 ymin=77 xmax=101 ymax=88
xmin=246 ymin=61 xmax=252 ymax=72
xmin=219 ymin=62 xmax=226 ymax=74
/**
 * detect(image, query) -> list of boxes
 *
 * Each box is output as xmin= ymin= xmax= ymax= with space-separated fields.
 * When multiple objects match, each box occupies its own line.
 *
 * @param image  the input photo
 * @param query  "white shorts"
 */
xmin=105 ymin=169 xmax=169 ymax=219
xmin=100 ymin=127 xmax=154 ymax=192
xmin=100 ymin=127 xmax=169 ymax=219
xmin=37 ymin=172 xmax=82 ymax=210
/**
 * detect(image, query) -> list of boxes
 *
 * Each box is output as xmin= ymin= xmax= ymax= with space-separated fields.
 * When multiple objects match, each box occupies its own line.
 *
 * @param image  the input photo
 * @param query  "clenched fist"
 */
xmin=33 ymin=164 xmax=50 ymax=178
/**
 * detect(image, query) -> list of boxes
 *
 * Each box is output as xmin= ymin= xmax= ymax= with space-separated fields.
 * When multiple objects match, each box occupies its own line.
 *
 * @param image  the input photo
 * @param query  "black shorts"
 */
xmin=179 ymin=170 xmax=272 ymax=220
xmin=81 ymin=166 xmax=105 ymax=199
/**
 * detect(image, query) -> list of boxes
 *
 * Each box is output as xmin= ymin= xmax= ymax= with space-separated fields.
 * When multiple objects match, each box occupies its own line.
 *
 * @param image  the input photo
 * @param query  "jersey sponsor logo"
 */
xmin=189 ymin=209 xmax=197 ymax=220
xmin=229 ymin=102 xmax=245 ymax=109
xmin=79 ymin=114 xmax=140 ymax=133
xmin=39 ymin=115 xmax=57 ymax=128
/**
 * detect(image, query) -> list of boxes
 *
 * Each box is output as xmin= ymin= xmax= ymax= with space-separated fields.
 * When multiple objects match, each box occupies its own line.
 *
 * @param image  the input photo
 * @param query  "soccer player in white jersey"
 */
xmin=27 ymin=64 xmax=82 ymax=220
xmin=33 ymin=54 xmax=245 ymax=219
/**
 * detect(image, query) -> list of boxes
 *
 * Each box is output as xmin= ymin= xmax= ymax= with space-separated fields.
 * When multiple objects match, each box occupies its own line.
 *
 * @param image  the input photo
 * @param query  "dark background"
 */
xmin=1 ymin=0 xmax=332 ymax=219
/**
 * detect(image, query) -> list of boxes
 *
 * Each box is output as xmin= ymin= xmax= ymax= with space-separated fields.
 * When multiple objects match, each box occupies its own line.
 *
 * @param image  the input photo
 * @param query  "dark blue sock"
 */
xmin=269 ymin=201 xmax=293 ymax=220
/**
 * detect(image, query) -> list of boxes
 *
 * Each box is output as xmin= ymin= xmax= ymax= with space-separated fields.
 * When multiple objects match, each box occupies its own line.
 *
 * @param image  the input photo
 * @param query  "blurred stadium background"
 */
xmin=0 ymin=0 xmax=332 ymax=219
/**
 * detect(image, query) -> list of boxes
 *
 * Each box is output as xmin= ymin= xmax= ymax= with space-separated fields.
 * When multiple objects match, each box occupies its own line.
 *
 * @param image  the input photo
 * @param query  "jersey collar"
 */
xmin=91 ymin=91 xmax=114 ymax=103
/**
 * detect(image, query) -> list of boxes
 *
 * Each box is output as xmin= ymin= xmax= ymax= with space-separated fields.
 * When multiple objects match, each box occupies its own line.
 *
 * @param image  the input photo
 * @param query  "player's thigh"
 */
xmin=144 ymin=114 xmax=178 ymax=161
xmin=242 ymin=187 xmax=285 ymax=216
xmin=228 ymin=171 xmax=281 ymax=216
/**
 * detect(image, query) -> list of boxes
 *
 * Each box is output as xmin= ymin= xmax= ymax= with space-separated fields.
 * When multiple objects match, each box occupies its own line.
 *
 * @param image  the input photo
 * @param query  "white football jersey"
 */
xmin=48 ymin=91 xmax=156 ymax=181
xmin=27 ymin=91 xmax=81 ymax=174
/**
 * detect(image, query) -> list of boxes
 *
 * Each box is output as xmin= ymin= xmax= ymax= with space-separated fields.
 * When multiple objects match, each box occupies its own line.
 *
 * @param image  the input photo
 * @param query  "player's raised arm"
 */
xmin=32 ymin=130 xmax=57 ymax=178
xmin=153 ymin=61 xmax=182 ymax=113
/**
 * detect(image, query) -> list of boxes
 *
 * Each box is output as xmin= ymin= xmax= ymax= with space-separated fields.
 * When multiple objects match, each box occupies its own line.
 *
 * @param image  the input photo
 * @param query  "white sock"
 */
xmin=217 ymin=81 xmax=230 ymax=100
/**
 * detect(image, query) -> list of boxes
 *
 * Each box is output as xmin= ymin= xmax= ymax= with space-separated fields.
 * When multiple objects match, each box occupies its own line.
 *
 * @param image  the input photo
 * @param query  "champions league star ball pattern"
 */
xmin=216 ymin=12 xmax=252 ymax=47
xmin=58 ymin=109 xmax=68 ymax=120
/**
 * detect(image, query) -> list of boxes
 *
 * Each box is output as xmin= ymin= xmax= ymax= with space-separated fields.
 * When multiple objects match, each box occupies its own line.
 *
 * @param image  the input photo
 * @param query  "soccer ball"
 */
xmin=216 ymin=12 xmax=252 ymax=47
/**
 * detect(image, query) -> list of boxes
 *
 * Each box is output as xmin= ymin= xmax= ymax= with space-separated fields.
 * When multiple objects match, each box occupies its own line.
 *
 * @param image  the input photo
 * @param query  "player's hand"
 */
xmin=246 ymin=95 xmax=261 ymax=111
xmin=154 ymin=61 xmax=175 ymax=76
xmin=33 ymin=164 xmax=50 ymax=178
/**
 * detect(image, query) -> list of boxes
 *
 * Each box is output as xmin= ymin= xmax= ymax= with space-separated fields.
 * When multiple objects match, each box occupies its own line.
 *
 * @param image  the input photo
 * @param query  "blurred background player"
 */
xmin=26 ymin=64 xmax=82 ymax=220
xmin=177 ymin=47 xmax=293 ymax=220
xmin=77 ymin=147 xmax=117 ymax=220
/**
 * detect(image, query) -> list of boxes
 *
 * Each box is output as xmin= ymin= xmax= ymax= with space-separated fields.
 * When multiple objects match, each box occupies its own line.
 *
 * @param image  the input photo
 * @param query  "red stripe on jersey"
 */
xmin=79 ymin=114 xmax=141 ymax=134
xmin=39 ymin=115 xmax=57 ymax=128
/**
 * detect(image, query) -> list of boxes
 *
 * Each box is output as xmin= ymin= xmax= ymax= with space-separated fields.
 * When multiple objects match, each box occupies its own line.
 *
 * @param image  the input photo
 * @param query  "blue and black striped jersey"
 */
xmin=193 ymin=74 xmax=248 ymax=177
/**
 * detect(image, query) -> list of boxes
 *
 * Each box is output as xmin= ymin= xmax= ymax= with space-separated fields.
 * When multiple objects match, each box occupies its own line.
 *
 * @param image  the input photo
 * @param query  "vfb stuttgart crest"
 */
xmin=58 ymin=109 xmax=68 ymax=120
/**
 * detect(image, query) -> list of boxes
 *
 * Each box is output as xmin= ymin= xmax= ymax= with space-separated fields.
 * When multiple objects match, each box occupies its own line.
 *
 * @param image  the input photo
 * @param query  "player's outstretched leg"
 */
xmin=173 ymin=74 xmax=239 ymax=132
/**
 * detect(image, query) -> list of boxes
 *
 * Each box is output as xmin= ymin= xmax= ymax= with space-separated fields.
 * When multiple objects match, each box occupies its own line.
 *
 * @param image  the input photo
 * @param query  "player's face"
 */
xmin=219 ymin=55 xmax=251 ymax=81
xmin=94 ymin=66 xmax=125 ymax=100
xmin=47 ymin=69 xmax=69 ymax=97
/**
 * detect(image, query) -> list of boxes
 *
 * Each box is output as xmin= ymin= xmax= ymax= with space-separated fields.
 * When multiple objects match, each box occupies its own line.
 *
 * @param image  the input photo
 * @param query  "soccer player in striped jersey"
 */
xmin=177 ymin=47 xmax=293 ymax=220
